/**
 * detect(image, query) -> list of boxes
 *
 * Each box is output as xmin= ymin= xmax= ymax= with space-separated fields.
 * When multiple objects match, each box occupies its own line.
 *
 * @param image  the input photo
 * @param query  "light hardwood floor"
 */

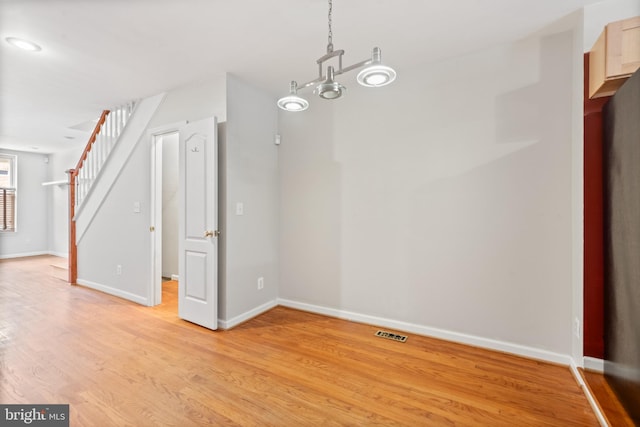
xmin=580 ymin=369 xmax=634 ymax=426
xmin=1 ymin=256 xmax=599 ymax=426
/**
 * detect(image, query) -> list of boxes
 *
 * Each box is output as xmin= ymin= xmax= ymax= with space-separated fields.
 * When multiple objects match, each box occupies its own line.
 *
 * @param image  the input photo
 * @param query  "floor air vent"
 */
xmin=375 ymin=330 xmax=408 ymax=343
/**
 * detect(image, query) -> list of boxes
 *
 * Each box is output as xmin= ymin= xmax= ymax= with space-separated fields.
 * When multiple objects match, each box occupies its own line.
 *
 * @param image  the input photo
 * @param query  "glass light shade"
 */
xmin=357 ymin=64 xmax=396 ymax=87
xmin=277 ymin=95 xmax=309 ymax=112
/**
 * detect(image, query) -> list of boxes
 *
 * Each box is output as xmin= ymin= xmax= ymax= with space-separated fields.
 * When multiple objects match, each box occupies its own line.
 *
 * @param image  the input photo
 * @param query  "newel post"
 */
xmin=66 ymin=169 xmax=77 ymax=285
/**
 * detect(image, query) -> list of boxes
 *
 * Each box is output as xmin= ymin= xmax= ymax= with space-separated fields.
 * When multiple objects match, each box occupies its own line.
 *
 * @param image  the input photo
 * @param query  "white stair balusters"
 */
xmin=73 ymin=101 xmax=137 ymax=209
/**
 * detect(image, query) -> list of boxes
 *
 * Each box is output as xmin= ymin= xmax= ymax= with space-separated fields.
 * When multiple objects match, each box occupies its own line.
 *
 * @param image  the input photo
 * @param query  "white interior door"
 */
xmin=178 ymin=117 xmax=218 ymax=329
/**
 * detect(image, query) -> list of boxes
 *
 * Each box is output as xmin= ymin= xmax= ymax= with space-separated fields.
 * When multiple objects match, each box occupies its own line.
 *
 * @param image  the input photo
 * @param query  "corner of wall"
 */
xmin=220 ymin=75 xmax=279 ymax=323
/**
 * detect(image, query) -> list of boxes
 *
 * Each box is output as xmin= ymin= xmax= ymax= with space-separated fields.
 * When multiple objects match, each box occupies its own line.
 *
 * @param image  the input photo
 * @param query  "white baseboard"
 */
xmin=277 ymin=298 xmax=573 ymax=366
xmin=570 ymin=360 xmax=608 ymax=426
xmin=76 ymin=279 xmax=149 ymax=306
xmin=584 ymin=357 xmax=605 ymax=372
xmin=48 ymin=251 xmax=68 ymax=259
xmin=277 ymin=299 xmax=609 ymax=424
xmin=218 ymin=299 xmax=278 ymax=330
xmin=171 ymin=274 xmax=179 ymax=281
xmin=0 ymin=251 xmax=49 ymax=259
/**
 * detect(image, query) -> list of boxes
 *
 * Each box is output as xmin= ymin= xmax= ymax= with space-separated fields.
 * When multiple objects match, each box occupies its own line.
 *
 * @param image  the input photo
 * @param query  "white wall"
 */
xmin=148 ymin=76 xmax=227 ymax=128
xmin=77 ymin=76 xmax=226 ymax=303
xmin=219 ymin=74 xmax=279 ymax=325
xmin=569 ymin=11 xmax=586 ymax=364
xmin=279 ymin=21 xmax=581 ymax=359
xmin=0 ymin=149 xmax=49 ymax=258
xmin=77 ymin=138 xmax=153 ymax=302
xmin=161 ymin=133 xmax=179 ymax=278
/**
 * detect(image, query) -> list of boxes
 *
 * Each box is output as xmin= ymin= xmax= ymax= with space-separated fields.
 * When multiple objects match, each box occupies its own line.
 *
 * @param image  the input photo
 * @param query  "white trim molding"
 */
xmin=584 ymin=357 xmax=605 ymax=373
xmin=0 ymin=251 xmax=49 ymax=259
xmin=570 ymin=360 xmax=608 ymax=426
xmin=218 ymin=300 xmax=278 ymax=330
xmin=277 ymin=298 xmax=572 ymax=365
xmin=148 ymin=122 xmax=186 ymax=307
xmin=76 ymin=279 xmax=149 ymax=306
xmin=48 ymin=251 xmax=68 ymax=259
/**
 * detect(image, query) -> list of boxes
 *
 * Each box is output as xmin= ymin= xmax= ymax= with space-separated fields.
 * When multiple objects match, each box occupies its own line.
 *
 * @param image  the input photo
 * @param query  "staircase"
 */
xmin=67 ymin=101 xmax=136 ymax=284
xmin=72 ymin=102 xmax=136 ymax=207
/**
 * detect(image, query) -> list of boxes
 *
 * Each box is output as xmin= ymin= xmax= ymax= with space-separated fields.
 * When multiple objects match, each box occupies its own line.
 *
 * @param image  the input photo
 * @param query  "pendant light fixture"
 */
xmin=276 ymin=81 xmax=310 ymax=111
xmin=277 ymin=0 xmax=396 ymax=112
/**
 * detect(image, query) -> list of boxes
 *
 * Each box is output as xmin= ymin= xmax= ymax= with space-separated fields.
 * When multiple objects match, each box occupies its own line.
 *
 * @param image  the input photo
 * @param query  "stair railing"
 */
xmin=66 ymin=101 xmax=136 ymax=284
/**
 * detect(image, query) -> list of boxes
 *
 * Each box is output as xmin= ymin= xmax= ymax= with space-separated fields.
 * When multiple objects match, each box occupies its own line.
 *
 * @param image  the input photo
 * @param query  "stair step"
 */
xmin=50 ymin=263 xmax=68 ymax=282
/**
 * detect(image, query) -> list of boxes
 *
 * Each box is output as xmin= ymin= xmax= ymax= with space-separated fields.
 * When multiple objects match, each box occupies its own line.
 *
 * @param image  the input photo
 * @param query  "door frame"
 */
xmin=148 ymin=121 xmax=186 ymax=306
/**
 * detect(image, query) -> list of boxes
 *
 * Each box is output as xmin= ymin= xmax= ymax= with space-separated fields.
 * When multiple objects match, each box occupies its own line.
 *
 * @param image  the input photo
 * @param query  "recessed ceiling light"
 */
xmin=31 ymin=146 xmax=40 ymax=150
xmin=5 ymin=37 xmax=42 ymax=52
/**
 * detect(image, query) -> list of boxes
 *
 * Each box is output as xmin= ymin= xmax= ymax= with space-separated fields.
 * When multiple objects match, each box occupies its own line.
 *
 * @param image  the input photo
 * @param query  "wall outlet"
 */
xmin=116 ymin=265 xmax=122 ymax=275
xmin=257 ymin=277 xmax=264 ymax=290
xmin=574 ymin=317 xmax=580 ymax=338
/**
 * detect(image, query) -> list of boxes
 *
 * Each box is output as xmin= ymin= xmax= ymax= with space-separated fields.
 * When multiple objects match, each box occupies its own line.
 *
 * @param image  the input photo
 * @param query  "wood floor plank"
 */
xmin=0 ymin=256 xmax=599 ymax=426
xmin=580 ymin=368 xmax=635 ymax=427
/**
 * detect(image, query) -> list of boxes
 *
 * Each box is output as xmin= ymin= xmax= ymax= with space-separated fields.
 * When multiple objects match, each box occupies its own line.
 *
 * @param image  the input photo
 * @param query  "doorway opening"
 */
xmin=150 ymin=117 xmax=219 ymax=329
xmin=151 ymin=130 xmax=180 ymax=311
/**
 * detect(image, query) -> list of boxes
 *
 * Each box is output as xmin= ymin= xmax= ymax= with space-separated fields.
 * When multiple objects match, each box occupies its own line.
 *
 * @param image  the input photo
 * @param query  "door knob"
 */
xmin=204 ymin=230 xmax=220 ymax=238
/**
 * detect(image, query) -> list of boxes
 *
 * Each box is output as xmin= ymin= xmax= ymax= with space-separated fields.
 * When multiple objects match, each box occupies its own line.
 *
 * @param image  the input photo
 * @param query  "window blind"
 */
xmin=0 ymin=188 xmax=16 ymax=232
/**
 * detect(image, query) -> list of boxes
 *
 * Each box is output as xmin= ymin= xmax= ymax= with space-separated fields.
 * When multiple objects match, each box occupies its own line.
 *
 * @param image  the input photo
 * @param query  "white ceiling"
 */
xmin=0 ymin=0 xmax=600 ymax=154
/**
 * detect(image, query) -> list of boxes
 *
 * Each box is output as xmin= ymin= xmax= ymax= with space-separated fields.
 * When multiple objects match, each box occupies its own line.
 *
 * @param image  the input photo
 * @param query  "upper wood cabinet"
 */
xmin=589 ymin=16 xmax=640 ymax=99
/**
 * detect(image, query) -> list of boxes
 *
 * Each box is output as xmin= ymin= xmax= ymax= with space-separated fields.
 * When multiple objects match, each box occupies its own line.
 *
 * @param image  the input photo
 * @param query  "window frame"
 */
xmin=0 ymin=153 xmax=17 ymax=233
